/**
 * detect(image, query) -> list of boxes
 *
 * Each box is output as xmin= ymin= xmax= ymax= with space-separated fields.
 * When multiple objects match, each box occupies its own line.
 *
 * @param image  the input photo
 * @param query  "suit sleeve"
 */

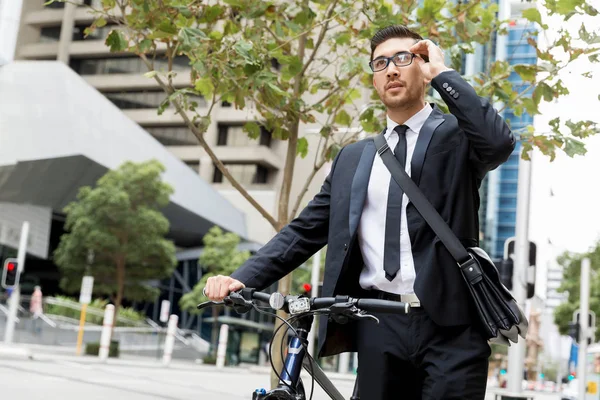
xmin=431 ymin=70 xmax=516 ymax=179
xmin=230 ymin=148 xmax=344 ymax=290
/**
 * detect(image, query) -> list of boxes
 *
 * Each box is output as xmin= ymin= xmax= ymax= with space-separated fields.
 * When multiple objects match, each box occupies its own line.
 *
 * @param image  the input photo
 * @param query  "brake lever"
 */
xmin=353 ymin=311 xmax=380 ymax=324
xmin=197 ymin=300 xmax=224 ymax=310
xmin=326 ymin=303 xmax=380 ymax=324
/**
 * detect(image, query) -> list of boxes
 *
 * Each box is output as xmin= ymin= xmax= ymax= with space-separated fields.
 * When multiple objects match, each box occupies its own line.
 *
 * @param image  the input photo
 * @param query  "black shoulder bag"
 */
xmin=373 ymin=134 xmax=528 ymax=345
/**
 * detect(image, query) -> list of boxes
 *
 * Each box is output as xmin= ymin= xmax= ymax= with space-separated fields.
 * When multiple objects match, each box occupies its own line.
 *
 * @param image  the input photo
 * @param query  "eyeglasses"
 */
xmin=369 ymin=51 xmax=418 ymax=72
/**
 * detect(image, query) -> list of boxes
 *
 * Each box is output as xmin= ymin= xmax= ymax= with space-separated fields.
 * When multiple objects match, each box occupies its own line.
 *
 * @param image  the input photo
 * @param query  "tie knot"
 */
xmin=394 ymin=124 xmax=409 ymax=136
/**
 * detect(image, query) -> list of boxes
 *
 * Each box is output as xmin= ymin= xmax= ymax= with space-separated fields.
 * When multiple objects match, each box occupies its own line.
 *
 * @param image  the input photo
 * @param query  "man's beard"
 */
xmin=380 ymin=87 xmax=418 ymax=110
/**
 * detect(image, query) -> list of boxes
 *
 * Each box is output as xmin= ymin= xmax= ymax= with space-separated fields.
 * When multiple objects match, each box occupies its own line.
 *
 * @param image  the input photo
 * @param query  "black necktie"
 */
xmin=383 ymin=124 xmax=408 ymax=281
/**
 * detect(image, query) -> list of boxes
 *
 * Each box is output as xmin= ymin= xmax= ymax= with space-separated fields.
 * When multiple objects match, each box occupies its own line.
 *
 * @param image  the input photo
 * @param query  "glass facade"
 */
xmin=104 ymin=89 xmax=205 ymax=110
xmin=145 ymin=126 xmax=198 ymax=146
xmin=70 ymin=56 xmax=189 ymax=75
xmin=40 ymin=25 xmax=114 ymax=43
xmin=217 ymin=124 xmax=272 ymax=147
xmin=485 ymin=23 xmax=538 ymax=259
xmin=213 ymin=163 xmax=269 ymax=185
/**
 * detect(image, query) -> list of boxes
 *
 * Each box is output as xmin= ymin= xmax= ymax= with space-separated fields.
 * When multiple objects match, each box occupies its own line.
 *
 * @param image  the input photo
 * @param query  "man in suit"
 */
xmin=204 ymin=25 xmax=515 ymax=399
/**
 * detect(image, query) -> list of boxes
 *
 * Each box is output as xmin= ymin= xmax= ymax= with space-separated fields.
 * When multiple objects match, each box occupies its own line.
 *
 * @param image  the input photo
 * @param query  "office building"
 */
xmin=13 ymin=0 xmax=327 ymax=246
xmin=474 ymin=1 xmax=539 ymax=261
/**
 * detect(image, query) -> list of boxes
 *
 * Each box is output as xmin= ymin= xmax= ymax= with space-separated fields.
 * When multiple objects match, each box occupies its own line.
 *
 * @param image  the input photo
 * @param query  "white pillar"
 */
xmin=507 ymin=156 xmax=532 ymax=392
xmin=338 ymin=352 xmax=350 ymax=374
xmin=98 ymin=304 xmax=114 ymax=361
xmin=162 ymin=314 xmax=178 ymax=366
xmin=3 ymin=222 xmax=29 ymax=344
xmin=57 ymin=0 xmax=81 ymax=64
xmin=307 ymin=249 xmax=321 ymax=356
xmin=578 ymin=258 xmax=591 ymax=398
xmin=216 ymin=324 xmax=229 ymax=368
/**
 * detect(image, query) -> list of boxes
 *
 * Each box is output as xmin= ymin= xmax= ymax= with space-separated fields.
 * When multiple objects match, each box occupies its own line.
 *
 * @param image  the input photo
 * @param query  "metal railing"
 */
xmin=0 ymin=295 xmax=210 ymax=359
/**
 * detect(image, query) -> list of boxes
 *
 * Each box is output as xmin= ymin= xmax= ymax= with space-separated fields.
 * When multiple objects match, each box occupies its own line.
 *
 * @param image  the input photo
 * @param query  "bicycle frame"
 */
xmin=253 ymin=314 xmax=359 ymax=400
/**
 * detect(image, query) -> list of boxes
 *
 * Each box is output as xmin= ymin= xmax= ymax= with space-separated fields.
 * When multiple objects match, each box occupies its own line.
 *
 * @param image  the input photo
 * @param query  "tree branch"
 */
xmin=139 ymin=54 xmax=279 ymax=231
xmin=265 ymin=24 xmax=285 ymax=46
xmin=298 ymin=0 xmax=339 ymax=78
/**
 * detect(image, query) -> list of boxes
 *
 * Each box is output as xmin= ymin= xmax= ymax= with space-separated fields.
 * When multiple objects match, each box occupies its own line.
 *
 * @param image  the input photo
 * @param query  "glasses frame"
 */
xmin=369 ymin=51 xmax=419 ymax=72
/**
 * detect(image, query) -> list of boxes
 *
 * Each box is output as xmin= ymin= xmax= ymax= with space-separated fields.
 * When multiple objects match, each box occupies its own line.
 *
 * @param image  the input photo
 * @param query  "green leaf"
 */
xmin=138 ymin=39 xmax=152 ymax=53
xmin=297 ymin=137 xmax=309 ymax=158
xmin=243 ymin=122 xmax=261 ymax=139
xmin=564 ymin=137 xmax=587 ymax=157
xmin=179 ymin=27 xmax=207 ymax=48
xmin=335 ymin=32 xmax=351 ymax=45
xmin=319 ymin=125 xmax=332 ymax=138
xmin=157 ymin=20 xmax=178 ymax=35
xmin=144 ymin=71 xmax=158 ymax=79
xmin=538 ymin=82 xmax=555 ymax=102
xmin=96 ymin=17 xmax=107 ymax=28
xmin=522 ymin=8 xmax=542 ymax=26
xmin=194 ymin=78 xmax=215 ymax=98
xmin=521 ymin=98 xmax=540 ymax=115
xmin=105 ymin=30 xmax=128 ymax=52
xmin=513 ymin=64 xmax=537 ymax=82
xmin=335 ymin=110 xmax=352 ymax=126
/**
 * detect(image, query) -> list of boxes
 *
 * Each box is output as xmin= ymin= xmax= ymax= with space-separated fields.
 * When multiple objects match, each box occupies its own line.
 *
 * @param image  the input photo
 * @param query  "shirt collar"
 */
xmin=385 ymin=103 xmax=433 ymax=138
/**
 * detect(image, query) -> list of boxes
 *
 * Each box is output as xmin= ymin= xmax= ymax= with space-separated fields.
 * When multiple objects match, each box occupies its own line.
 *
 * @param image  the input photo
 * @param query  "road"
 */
xmin=0 ymin=350 xmax=562 ymax=400
xmin=0 ymin=351 xmax=357 ymax=400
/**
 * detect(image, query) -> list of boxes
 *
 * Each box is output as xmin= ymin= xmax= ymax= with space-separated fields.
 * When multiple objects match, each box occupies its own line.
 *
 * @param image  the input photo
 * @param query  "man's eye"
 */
xmin=373 ymin=59 xmax=387 ymax=68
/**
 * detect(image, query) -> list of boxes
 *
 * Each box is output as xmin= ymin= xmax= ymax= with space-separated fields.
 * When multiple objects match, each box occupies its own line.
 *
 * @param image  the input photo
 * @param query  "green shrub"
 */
xmin=85 ymin=340 xmax=119 ymax=357
xmin=202 ymin=354 xmax=216 ymax=365
xmin=45 ymin=296 xmax=146 ymax=326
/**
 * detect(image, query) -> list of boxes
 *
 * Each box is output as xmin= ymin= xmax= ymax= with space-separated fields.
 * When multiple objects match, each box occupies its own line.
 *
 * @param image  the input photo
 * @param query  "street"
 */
xmin=0 ymin=350 xmax=564 ymax=400
xmin=0 ymin=350 xmax=359 ymax=400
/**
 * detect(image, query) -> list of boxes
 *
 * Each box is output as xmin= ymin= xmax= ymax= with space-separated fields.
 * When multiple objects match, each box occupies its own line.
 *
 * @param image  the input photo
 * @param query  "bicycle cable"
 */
xmin=251 ymin=304 xmax=318 ymax=400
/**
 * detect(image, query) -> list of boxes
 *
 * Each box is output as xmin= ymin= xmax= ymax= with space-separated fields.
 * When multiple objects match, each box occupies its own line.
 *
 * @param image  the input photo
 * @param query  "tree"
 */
xmin=553 ymin=240 xmax=600 ymax=342
xmin=49 ymin=0 xmax=600 ymax=385
xmin=54 ymin=159 xmax=177 ymax=332
xmin=179 ymin=226 xmax=251 ymax=356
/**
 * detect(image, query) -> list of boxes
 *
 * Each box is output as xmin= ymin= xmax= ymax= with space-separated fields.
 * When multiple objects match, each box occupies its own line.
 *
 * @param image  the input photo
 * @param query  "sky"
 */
xmin=528 ymin=10 xmax=600 ymax=301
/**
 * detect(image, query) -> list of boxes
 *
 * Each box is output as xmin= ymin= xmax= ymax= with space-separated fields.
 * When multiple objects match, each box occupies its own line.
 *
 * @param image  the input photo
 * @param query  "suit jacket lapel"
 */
xmin=348 ymin=138 xmax=377 ymax=236
xmin=410 ymin=105 xmax=445 ymax=186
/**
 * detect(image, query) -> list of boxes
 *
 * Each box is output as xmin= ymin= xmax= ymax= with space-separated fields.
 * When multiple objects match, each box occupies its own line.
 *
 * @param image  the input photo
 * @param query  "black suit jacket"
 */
xmin=231 ymin=70 xmax=516 ymax=357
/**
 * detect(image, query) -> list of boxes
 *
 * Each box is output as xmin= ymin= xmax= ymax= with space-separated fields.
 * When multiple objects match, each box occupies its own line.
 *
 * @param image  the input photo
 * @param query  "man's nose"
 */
xmin=386 ymin=63 xmax=401 ymax=77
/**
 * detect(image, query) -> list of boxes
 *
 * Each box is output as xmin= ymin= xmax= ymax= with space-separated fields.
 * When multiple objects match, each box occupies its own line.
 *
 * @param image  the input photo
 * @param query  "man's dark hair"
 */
xmin=370 ymin=25 xmax=427 ymax=62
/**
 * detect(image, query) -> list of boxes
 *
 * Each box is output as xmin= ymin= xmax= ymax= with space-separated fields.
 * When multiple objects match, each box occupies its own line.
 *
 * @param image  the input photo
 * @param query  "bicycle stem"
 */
xmin=278 ymin=314 xmax=314 ymax=390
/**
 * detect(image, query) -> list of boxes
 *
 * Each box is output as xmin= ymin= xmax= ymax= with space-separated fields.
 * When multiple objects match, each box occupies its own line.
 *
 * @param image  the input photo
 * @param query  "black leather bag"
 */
xmin=374 ymin=134 xmax=528 ymax=345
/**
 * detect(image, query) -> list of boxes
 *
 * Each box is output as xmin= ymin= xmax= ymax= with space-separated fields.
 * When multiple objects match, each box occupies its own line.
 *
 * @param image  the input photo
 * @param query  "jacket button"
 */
xmin=442 ymin=82 xmax=449 ymax=89
xmin=344 ymin=244 xmax=348 ymax=251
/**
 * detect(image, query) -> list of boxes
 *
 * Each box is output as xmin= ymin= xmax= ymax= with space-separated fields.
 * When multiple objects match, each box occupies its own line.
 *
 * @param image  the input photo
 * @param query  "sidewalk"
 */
xmin=2 ymin=342 xmax=361 ymax=381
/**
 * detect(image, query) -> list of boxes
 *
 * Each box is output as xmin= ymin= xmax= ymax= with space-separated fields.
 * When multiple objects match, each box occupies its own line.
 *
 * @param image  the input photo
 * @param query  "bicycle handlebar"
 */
xmin=199 ymin=288 xmax=410 ymax=316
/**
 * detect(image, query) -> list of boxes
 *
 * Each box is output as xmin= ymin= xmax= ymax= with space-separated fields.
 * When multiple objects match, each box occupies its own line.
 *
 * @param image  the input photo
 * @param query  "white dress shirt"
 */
xmin=358 ymin=103 xmax=433 ymax=295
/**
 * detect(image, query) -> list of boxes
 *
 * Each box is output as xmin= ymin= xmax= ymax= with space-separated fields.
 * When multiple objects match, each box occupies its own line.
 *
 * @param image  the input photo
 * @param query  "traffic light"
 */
xmin=301 ymin=283 xmax=312 ymax=296
xmin=1 ymin=258 xmax=19 ymax=289
xmin=568 ymin=321 xmax=580 ymax=343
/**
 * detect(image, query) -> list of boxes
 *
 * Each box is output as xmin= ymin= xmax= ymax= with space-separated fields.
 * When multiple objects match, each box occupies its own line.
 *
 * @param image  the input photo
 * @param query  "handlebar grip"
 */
xmin=356 ymin=299 xmax=410 ymax=314
xmin=251 ymin=291 xmax=272 ymax=303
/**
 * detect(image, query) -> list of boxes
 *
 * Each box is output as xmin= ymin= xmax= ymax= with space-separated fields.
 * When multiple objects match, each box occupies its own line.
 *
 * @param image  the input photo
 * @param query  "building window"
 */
xmin=185 ymin=161 xmax=200 ymax=174
xmin=217 ymin=124 xmax=272 ymax=147
xmin=145 ymin=126 xmax=198 ymax=146
xmin=213 ymin=164 xmax=269 ymax=185
xmin=70 ymin=56 xmax=189 ymax=75
xmin=39 ymin=25 xmax=114 ymax=43
xmin=103 ymin=90 xmax=205 ymax=110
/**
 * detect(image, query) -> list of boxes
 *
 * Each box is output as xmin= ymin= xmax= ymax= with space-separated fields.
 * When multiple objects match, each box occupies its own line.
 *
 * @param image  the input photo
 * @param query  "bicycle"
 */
xmin=198 ymin=288 xmax=411 ymax=400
